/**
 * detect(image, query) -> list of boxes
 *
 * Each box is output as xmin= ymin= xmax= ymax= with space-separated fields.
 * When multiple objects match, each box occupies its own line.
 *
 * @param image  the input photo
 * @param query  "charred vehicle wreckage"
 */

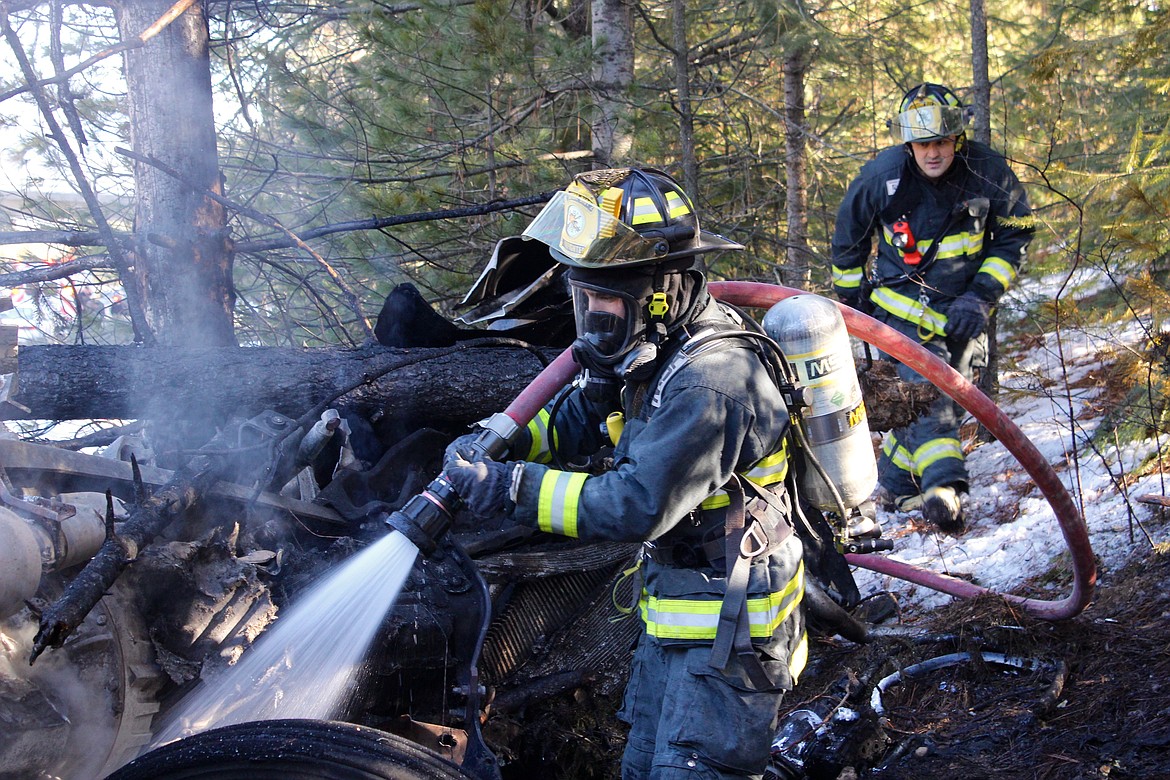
xmin=0 ymin=254 xmax=1096 ymax=780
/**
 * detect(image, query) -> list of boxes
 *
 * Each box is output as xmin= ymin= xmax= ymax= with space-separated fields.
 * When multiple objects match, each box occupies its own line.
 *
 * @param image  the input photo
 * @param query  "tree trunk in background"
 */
xmin=670 ymin=0 xmax=697 ymax=195
xmin=782 ymin=49 xmax=812 ymax=289
xmin=117 ymin=0 xmax=235 ymax=347
xmin=969 ymin=0 xmax=991 ymax=147
xmin=969 ymin=0 xmax=999 ymax=410
xmin=591 ymin=0 xmax=634 ymax=166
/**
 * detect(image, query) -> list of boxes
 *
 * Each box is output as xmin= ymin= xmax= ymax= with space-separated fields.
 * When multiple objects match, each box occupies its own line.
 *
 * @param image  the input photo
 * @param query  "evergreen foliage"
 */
xmin=0 ymin=0 xmax=1168 ymax=351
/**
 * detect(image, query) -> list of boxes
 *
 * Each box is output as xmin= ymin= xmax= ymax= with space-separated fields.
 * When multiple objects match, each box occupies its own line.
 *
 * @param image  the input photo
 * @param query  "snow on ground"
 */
xmin=853 ymin=274 xmax=1170 ymax=613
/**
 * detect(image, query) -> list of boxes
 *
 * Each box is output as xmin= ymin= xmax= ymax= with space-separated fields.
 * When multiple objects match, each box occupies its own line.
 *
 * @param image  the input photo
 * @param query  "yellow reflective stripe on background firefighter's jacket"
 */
xmin=524 ymin=409 xmax=555 ymax=464
xmin=883 ymin=432 xmax=962 ymax=476
xmin=639 ymin=560 xmax=805 ymax=641
xmin=699 ymin=438 xmax=789 ymax=510
xmin=882 ymin=433 xmax=913 ymax=473
xmin=880 ymin=226 xmax=985 ymax=265
xmin=536 ymin=469 xmax=588 ymax=537
xmin=911 ymin=437 xmax=963 ymax=473
xmin=978 ymin=256 xmax=1017 ymax=291
xmin=832 ymin=264 xmax=864 ymax=290
xmin=871 ymin=287 xmax=947 ymax=337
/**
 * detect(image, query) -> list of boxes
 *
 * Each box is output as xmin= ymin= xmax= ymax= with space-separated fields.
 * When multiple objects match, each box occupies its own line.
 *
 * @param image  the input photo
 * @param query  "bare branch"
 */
xmin=0 ymin=4 xmax=154 ymax=344
xmin=0 ymin=193 xmax=553 ymax=251
xmin=116 ymin=145 xmax=377 ymax=340
xmin=0 ymin=0 xmax=198 ymax=104
xmin=233 ymin=193 xmax=554 ymax=253
xmin=0 ymin=253 xmax=110 ymax=287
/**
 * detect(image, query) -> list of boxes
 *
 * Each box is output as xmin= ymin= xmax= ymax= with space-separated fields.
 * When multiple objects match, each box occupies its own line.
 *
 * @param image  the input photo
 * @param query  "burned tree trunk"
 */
xmin=117 ymin=0 xmax=234 ymax=347
xmin=4 ymin=342 xmax=559 ymax=427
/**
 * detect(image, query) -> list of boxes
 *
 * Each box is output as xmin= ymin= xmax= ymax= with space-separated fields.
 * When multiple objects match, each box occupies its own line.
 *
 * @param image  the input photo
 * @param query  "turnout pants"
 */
xmin=875 ymin=314 xmax=983 ymax=496
xmin=618 ymin=640 xmax=787 ymax=779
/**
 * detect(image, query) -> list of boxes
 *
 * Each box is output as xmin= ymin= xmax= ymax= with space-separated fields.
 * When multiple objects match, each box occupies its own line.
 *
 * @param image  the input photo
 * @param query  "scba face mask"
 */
xmin=569 ymin=279 xmax=643 ymax=378
xmin=568 ymin=270 xmax=688 ymax=380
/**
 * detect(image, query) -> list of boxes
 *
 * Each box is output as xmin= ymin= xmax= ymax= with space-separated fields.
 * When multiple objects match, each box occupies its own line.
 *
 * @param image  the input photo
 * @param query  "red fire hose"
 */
xmin=497 ymin=282 xmax=1096 ymax=620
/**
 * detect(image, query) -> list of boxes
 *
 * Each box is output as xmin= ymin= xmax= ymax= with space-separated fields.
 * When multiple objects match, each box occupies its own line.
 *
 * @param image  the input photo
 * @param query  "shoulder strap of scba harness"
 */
xmin=648 ymin=319 xmax=762 ymax=409
xmin=708 ymin=475 xmax=795 ymax=689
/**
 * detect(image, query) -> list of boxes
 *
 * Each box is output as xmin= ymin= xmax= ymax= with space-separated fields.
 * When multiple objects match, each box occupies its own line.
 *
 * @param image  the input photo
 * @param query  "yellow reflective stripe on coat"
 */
xmin=524 ymin=409 xmax=554 ymax=464
xmin=978 ymin=256 xmax=1017 ymax=290
xmin=698 ymin=440 xmax=789 ymax=510
xmin=912 ymin=437 xmax=963 ymax=473
xmin=882 ymin=433 xmax=913 ymax=472
xmin=832 ymin=265 xmax=864 ymax=289
xmin=884 ymin=432 xmax=962 ymax=476
xmin=537 ymin=469 xmax=588 ymax=537
xmin=880 ymin=226 xmax=984 ymax=263
xmin=871 ymin=287 xmax=947 ymax=337
xmin=929 ymin=230 xmax=984 ymax=260
xmin=638 ymin=560 xmax=804 ymax=640
xmin=789 ymin=629 xmax=808 ymax=684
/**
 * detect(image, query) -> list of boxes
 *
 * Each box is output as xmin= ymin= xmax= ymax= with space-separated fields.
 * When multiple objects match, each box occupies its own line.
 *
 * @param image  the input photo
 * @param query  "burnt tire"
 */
xmin=105 ymin=719 xmax=475 ymax=780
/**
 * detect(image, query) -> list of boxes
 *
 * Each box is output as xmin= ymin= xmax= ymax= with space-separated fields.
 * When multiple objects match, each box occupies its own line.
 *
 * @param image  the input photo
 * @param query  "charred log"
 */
xmin=4 ymin=342 xmax=558 ymax=428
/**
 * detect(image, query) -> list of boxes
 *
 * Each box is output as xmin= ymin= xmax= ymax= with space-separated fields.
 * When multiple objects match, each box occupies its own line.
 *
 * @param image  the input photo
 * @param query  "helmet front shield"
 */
xmin=889 ymin=104 xmax=972 ymax=143
xmin=521 ymin=190 xmax=670 ymax=269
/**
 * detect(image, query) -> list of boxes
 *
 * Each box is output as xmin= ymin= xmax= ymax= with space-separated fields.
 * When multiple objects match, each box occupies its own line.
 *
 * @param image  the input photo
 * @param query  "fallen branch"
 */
xmin=30 ymin=454 xmax=219 ymax=663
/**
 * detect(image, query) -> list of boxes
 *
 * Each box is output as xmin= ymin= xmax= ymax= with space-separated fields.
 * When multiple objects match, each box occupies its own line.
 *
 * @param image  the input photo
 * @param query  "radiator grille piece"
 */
xmin=481 ymin=566 xmax=613 ymax=683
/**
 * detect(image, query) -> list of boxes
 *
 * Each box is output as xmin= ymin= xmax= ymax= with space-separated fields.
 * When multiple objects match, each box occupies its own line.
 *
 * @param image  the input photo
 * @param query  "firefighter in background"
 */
xmin=447 ymin=167 xmax=806 ymax=779
xmin=831 ymin=83 xmax=1035 ymax=533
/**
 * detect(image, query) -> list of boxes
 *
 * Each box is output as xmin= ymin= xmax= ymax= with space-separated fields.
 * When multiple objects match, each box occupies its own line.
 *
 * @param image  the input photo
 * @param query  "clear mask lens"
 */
xmin=570 ymin=283 xmax=638 ymax=360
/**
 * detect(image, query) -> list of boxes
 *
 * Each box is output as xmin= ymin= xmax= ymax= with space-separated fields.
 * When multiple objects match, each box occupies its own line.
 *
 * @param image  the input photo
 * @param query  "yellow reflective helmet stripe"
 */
xmin=639 ymin=560 xmax=804 ymax=640
xmin=664 ymin=190 xmax=691 ymax=220
xmin=629 ymin=191 xmax=692 ymax=226
xmin=630 ymin=196 xmax=661 ymax=226
xmin=537 ymin=469 xmax=588 ymax=538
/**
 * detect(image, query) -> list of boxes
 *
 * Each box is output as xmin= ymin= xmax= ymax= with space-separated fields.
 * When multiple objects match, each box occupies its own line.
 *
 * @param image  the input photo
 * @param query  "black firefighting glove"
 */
xmin=947 ymin=291 xmax=992 ymax=341
xmin=443 ymin=432 xmax=484 ymax=472
xmin=446 ymin=455 xmax=514 ymax=519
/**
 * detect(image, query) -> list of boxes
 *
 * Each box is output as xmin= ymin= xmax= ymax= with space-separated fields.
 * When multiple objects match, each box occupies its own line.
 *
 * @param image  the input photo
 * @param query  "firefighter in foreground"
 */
xmin=831 ymin=82 xmax=1035 ymax=533
xmin=446 ymin=167 xmax=807 ymax=779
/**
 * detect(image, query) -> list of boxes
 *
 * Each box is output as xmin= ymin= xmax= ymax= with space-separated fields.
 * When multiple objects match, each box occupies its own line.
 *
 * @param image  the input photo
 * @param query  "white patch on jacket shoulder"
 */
xmin=886 ymin=178 xmax=900 ymax=196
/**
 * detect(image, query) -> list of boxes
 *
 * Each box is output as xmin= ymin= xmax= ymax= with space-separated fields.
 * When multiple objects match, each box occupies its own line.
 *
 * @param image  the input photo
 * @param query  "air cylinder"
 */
xmin=762 ymin=294 xmax=878 ymax=513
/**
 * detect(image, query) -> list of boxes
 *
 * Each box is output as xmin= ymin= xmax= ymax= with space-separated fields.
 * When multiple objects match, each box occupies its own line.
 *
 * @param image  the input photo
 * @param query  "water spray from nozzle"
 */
xmin=384 ymin=411 xmax=521 ymax=554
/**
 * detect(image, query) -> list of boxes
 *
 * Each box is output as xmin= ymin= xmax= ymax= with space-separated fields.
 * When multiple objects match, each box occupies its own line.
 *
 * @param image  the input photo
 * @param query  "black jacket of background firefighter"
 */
xmin=830 ymin=139 xmax=1034 ymax=336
